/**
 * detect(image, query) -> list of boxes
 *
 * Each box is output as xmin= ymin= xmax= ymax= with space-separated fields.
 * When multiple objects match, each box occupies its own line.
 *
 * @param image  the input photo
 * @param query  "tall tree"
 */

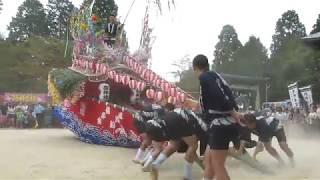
xmin=47 ymin=0 xmax=75 ymax=39
xmin=270 ymin=10 xmax=306 ymax=56
xmin=92 ymin=0 xmax=118 ymax=18
xmin=214 ymin=25 xmax=242 ymax=73
xmin=311 ymin=14 xmax=320 ymax=34
xmin=232 ymin=36 xmax=269 ymax=77
xmin=7 ymin=0 xmax=49 ymax=41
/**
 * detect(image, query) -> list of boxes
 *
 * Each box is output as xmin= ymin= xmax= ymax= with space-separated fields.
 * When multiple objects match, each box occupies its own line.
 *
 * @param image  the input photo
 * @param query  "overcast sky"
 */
xmin=0 ymin=0 xmax=319 ymax=81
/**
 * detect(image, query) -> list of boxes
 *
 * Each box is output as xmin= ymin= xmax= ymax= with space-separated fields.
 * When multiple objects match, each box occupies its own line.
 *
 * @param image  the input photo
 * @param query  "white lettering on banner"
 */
xmin=99 ymin=83 xmax=110 ymax=102
xmin=288 ymin=82 xmax=300 ymax=108
xmin=299 ymin=85 xmax=313 ymax=106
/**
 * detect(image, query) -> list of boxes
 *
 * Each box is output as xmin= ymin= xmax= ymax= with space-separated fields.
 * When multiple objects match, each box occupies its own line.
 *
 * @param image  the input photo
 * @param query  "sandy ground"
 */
xmin=0 ymin=128 xmax=319 ymax=180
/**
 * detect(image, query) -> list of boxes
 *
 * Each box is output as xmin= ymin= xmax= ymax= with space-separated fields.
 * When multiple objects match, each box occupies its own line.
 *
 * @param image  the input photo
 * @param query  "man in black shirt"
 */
xmin=243 ymin=114 xmax=295 ymax=167
xmin=143 ymin=109 xmax=207 ymax=180
xmin=132 ymin=104 xmax=166 ymax=164
xmin=193 ymin=54 xmax=242 ymax=180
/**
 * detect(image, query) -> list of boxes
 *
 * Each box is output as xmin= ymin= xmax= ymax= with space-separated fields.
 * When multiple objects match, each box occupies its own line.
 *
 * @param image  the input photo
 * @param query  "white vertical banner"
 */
xmin=288 ymin=82 xmax=300 ymax=108
xmin=299 ymin=85 xmax=313 ymax=106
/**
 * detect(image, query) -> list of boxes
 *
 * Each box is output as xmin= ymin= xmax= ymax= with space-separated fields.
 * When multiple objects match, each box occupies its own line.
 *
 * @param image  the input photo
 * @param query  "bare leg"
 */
xmin=279 ymin=142 xmax=295 ymax=167
xmin=253 ymin=142 xmax=264 ymax=160
xmin=150 ymin=168 xmax=159 ymax=180
xmin=203 ymin=146 xmax=214 ymax=179
xmin=264 ymin=143 xmax=284 ymax=165
xmin=133 ymin=133 xmax=152 ymax=164
xmin=182 ymin=135 xmax=198 ymax=163
xmin=142 ymin=141 xmax=165 ymax=172
xmin=182 ymin=135 xmax=199 ymax=180
xmin=211 ymin=150 xmax=230 ymax=180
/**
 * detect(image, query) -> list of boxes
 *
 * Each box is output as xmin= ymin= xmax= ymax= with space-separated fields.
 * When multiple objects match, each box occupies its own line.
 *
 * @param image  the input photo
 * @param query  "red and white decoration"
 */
xmin=155 ymin=91 xmax=164 ymax=102
xmin=146 ymin=89 xmax=155 ymax=99
xmin=137 ymin=81 xmax=146 ymax=92
xmin=129 ymin=80 xmax=137 ymax=89
xmin=121 ymin=75 xmax=131 ymax=85
xmin=168 ymin=96 xmax=177 ymax=105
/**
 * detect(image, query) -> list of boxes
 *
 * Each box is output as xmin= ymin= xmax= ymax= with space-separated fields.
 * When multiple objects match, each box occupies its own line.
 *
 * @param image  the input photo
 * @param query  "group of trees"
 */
xmin=7 ymin=0 xmax=77 ymax=41
xmin=176 ymin=10 xmax=320 ymax=102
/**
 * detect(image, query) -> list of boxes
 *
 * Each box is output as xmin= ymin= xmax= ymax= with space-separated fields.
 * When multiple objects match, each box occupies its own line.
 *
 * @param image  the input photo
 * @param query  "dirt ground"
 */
xmin=0 ymin=128 xmax=319 ymax=180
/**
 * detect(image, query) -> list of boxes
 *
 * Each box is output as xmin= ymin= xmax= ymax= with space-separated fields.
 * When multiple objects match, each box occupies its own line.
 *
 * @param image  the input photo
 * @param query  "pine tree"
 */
xmin=92 ymin=0 xmax=118 ymax=19
xmin=47 ymin=0 xmax=75 ymax=39
xmin=311 ymin=14 xmax=320 ymax=34
xmin=270 ymin=10 xmax=306 ymax=56
xmin=7 ymin=0 xmax=49 ymax=41
xmin=232 ymin=36 xmax=268 ymax=77
xmin=213 ymin=25 xmax=242 ymax=73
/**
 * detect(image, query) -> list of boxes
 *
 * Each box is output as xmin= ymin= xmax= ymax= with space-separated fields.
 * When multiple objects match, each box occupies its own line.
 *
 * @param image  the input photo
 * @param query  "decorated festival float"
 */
xmin=48 ymin=0 xmax=197 ymax=148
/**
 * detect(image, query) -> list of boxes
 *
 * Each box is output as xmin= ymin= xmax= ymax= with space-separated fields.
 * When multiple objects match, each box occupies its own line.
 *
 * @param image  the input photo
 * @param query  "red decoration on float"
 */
xmin=114 ymin=73 xmax=121 ymax=83
xmin=95 ymin=63 xmax=100 ymax=73
xmin=108 ymin=71 xmax=116 ymax=79
xmin=101 ymin=64 xmax=108 ymax=74
xmin=128 ymin=58 xmax=134 ymax=68
xmin=155 ymin=79 xmax=162 ymax=87
xmin=121 ymin=75 xmax=131 ymax=85
xmin=177 ymin=92 xmax=187 ymax=103
xmin=165 ymin=83 xmax=172 ymax=91
xmin=169 ymin=87 xmax=177 ymax=97
xmin=129 ymin=79 xmax=137 ymax=89
xmin=89 ymin=62 xmax=93 ymax=70
xmin=137 ymin=65 xmax=143 ymax=74
xmin=91 ymin=15 xmax=97 ymax=22
xmin=146 ymin=89 xmax=155 ymax=99
xmin=168 ymin=96 xmax=177 ymax=104
xmin=124 ymin=56 xmax=130 ymax=66
xmin=141 ymin=69 xmax=148 ymax=79
xmin=155 ymin=91 xmax=164 ymax=102
xmin=149 ymin=72 xmax=156 ymax=82
xmin=137 ymin=81 xmax=146 ymax=91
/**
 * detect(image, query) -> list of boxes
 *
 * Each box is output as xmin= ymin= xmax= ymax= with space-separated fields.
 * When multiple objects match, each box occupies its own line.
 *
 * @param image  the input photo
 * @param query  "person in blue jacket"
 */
xmin=192 ymin=54 xmax=243 ymax=180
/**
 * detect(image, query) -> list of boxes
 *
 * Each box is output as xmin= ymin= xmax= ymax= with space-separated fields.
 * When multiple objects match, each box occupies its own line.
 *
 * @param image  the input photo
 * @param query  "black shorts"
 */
xmin=258 ymin=128 xmax=287 ymax=143
xmin=165 ymin=112 xmax=194 ymax=140
xmin=208 ymin=124 xmax=238 ymax=150
xmin=274 ymin=128 xmax=287 ymax=142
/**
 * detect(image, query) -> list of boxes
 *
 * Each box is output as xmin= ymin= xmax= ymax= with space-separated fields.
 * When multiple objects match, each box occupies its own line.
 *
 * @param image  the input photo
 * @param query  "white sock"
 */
xmin=183 ymin=160 xmax=193 ymax=180
xmin=152 ymin=153 xmax=167 ymax=169
xmin=143 ymin=155 xmax=154 ymax=169
xmin=134 ymin=148 xmax=145 ymax=161
xmin=142 ymin=150 xmax=152 ymax=164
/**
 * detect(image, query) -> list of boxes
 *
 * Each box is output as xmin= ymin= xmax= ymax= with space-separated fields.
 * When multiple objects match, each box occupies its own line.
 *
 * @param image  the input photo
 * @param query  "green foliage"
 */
xmin=270 ymin=10 xmax=306 ymax=56
xmin=7 ymin=0 xmax=49 ymax=41
xmin=49 ymin=69 xmax=86 ymax=98
xmin=177 ymin=69 xmax=199 ymax=98
xmin=231 ymin=36 xmax=268 ymax=77
xmin=311 ymin=14 xmax=320 ymax=34
xmin=47 ymin=0 xmax=75 ymax=39
xmin=214 ymin=25 xmax=242 ymax=73
xmin=0 ymin=36 xmax=71 ymax=93
xmin=92 ymin=0 xmax=118 ymax=19
xmin=269 ymin=39 xmax=311 ymax=100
